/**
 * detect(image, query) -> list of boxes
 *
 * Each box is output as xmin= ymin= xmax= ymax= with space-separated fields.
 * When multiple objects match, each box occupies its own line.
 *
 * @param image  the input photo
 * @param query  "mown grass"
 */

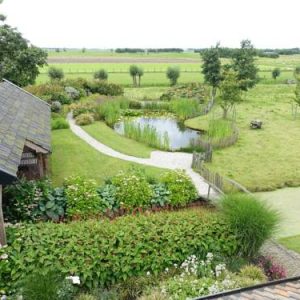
xmin=186 ymin=84 xmax=300 ymax=192
xmin=50 ymin=129 xmax=163 ymax=186
xmin=279 ymin=235 xmax=300 ymax=253
xmin=83 ymin=121 xmax=154 ymax=158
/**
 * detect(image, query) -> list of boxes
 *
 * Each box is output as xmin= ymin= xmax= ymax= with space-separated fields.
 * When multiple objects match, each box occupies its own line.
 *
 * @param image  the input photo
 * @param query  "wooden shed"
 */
xmin=0 ymin=79 xmax=51 ymax=245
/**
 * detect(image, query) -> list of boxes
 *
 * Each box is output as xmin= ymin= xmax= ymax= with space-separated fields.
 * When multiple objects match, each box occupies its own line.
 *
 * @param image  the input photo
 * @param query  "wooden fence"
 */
xmin=192 ymin=152 xmax=252 ymax=196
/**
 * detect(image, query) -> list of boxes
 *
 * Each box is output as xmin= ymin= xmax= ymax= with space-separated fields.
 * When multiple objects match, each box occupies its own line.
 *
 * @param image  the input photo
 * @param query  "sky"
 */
xmin=1 ymin=0 xmax=300 ymax=49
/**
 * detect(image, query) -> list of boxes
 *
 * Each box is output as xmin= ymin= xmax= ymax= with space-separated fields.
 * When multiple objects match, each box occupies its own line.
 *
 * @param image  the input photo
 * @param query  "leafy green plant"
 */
xmin=64 ymin=176 xmax=101 ymax=219
xmin=0 ymin=209 xmax=237 ymax=290
xmin=75 ymin=113 xmax=95 ymax=126
xmin=239 ymin=265 xmax=267 ymax=282
xmin=166 ymin=66 xmax=180 ymax=86
xmin=170 ymin=98 xmax=201 ymax=120
xmin=94 ymin=69 xmax=108 ymax=81
xmin=207 ymin=118 xmax=233 ymax=139
xmin=161 ymin=170 xmax=198 ymax=207
xmin=221 ymin=193 xmax=280 ymax=258
xmin=150 ymin=184 xmax=170 ymax=207
xmin=111 ymin=169 xmax=153 ymax=209
xmin=97 ymin=184 xmax=120 ymax=211
xmin=86 ymin=81 xmax=123 ymax=96
xmin=48 ymin=67 xmax=64 ymax=81
xmin=51 ymin=117 xmax=70 ymax=130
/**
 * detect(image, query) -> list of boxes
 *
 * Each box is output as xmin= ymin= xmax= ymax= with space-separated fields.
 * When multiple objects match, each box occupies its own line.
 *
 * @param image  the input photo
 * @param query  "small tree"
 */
xmin=218 ymin=70 xmax=242 ymax=119
xmin=129 ymin=65 xmax=139 ymax=87
xmin=201 ymin=45 xmax=222 ymax=101
xmin=232 ymin=40 xmax=259 ymax=91
xmin=272 ymin=68 xmax=281 ymax=80
xmin=166 ymin=66 xmax=180 ymax=86
xmin=48 ymin=67 xmax=64 ymax=81
xmin=137 ymin=67 xmax=144 ymax=87
xmin=94 ymin=69 xmax=108 ymax=81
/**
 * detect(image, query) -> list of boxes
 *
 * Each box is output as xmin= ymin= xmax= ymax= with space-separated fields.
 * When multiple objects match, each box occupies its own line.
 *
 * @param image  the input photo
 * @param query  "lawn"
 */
xmin=279 ymin=235 xmax=300 ymax=254
xmin=82 ymin=121 xmax=154 ymax=158
xmin=186 ymin=84 xmax=300 ymax=192
xmin=50 ymin=129 xmax=164 ymax=186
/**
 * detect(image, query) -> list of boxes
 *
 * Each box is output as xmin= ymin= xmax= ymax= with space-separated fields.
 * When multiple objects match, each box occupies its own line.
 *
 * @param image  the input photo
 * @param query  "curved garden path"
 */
xmin=67 ymin=114 xmax=217 ymax=199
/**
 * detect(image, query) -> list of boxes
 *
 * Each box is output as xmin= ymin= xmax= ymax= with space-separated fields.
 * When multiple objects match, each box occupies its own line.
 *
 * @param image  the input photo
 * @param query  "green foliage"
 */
xmin=201 ymin=45 xmax=222 ymax=100
xmin=97 ymin=184 xmax=120 ymax=211
xmin=0 ymin=24 xmax=47 ymax=86
xmin=123 ymin=121 xmax=170 ymax=150
xmin=294 ymin=82 xmax=300 ymax=106
xmin=272 ymin=68 xmax=281 ymax=80
xmin=70 ymin=102 xmax=97 ymax=118
xmin=166 ymin=66 xmax=180 ymax=86
xmin=48 ymin=66 xmax=64 ymax=81
xmin=64 ymin=176 xmax=100 ymax=219
xmin=94 ymin=69 xmax=108 ymax=80
xmin=161 ymin=170 xmax=198 ymax=207
xmin=137 ymin=67 xmax=144 ymax=87
xmin=3 ymin=178 xmax=64 ymax=222
xmin=1 ymin=209 xmax=237 ymax=290
xmin=51 ymin=100 xmax=62 ymax=113
xmin=221 ymin=193 xmax=280 ymax=258
xmin=169 ymin=98 xmax=201 ymax=120
xmin=232 ymin=39 xmax=259 ymax=91
xmin=111 ymin=169 xmax=153 ymax=209
xmin=129 ymin=64 xmax=139 ymax=86
xmin=129 ymin=100 xmax=143 ymax=109
xmin=86 ymin=80 xmax=123 ymax=96
xmin=218 ymin=70 xmax=242 ymax=118
xmin=239 ymin=265 xmax=267 ymax=282
xmin=76 ymin=294 xmax=97 ymax=300
xmin=207 ymin=118 xmax=233 ymax=139
xmin=160 ymin=83 xmax=208 ymax=102
xmin=51 ymin=117 xmax=70 ymax=130
xmin=150 ymin=183 xmax=170 ymax=207
xmin=75 ymin=113 xmax=95 ymax=126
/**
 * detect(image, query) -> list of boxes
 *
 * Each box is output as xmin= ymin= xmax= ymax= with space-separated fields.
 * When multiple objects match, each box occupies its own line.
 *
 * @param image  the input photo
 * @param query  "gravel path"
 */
xmin=67 ymin=114 xmax=217 ymax=199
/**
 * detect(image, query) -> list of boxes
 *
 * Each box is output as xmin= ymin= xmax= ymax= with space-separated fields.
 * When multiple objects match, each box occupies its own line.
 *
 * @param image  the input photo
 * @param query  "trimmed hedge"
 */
xmin=0 ymin=209 xmax=237 ymax=290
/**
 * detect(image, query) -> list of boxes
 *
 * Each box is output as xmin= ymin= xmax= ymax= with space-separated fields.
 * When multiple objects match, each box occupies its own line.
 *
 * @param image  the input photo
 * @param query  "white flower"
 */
xmin=146 ymin=271 xmax=151 ymax=276
xmin=0 ymin=254 xmax=8 ymax=260
xmin=66 ymin=276 xmax=80 ymax=285
xmin=1 ymin=295 xmax=7 ymax=300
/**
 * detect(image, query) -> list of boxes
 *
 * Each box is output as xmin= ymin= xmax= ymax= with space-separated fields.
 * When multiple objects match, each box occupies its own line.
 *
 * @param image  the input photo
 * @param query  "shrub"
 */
xmin=65 ymin=86 xmax=81 ymax=100
xmin=0 ymin=209 xmax=237 ymax=290
xmin=70 ymin=102 xmax=97 ymax=118
xmin=239 ymin=265 xmax=267 ymax=282
xmin=256 ymin=256 xmax=287 ymax=280
xmin=3 ymin=178 xmax=56 ymax=222
xmin=221 ymin=193 xmax=280 ymax=258
xmin=166 ymin=66 xmax=180 ymax=86
xmin=51 ymin=118 xmax=70 ymax=130
xmin=129 ymin=100 xmax=142 ymax=109
xmin=75 ymin=113 xmax=95 ymax=126
xmin=97 ymin=184 xmax=120 ymax=212
xmin=94 ymin=69 xmax=108 ymax=81
xmin=161 ymin=170 xmax=198 ymax=207
xmin=64 ymin=176 xmax=101 ymax=219
xmin=48 ymin=67 xmax=64 ymax=81
xmin=111 ymin=169 xmax=153 ymax=209
xmin=160 ymin=83 xmax=208 ymax=102
xmin=86 ymin=81 xmax=123 ymax=96
xmin=150 ymin=183 xmax=170 ymax=207
xmin=51 ymin=101 xmax=62 ymax=113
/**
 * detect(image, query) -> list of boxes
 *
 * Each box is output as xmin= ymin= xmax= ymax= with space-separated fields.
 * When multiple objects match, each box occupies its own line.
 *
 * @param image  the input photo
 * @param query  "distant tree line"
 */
xmin=115 ymin=48 xmax=184 ymax=53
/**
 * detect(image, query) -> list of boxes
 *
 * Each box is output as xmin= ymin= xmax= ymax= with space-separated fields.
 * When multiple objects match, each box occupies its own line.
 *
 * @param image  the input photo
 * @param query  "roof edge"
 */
xmin=2 ymin=79 xmax=51 ymax=107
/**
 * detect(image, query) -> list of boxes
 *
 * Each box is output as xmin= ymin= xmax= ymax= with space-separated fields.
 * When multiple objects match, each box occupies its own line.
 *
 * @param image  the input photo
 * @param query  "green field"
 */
xmin=186 ymin=84 xmax=300 ymax=192
xmin=50 ymin=129 xmax=163 ymax=186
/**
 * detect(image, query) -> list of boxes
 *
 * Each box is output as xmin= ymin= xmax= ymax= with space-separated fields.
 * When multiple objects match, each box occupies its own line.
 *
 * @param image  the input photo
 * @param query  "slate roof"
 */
xmin=0 ymin=79 xmax=51 ymax=183
xmin=195 ymin=276 xmax=300 ymax=300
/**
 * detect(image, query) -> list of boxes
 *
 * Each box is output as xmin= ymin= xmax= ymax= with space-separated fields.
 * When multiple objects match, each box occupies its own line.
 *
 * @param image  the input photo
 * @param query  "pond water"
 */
xmin=114 ymin=117 xmax=201 ymax=150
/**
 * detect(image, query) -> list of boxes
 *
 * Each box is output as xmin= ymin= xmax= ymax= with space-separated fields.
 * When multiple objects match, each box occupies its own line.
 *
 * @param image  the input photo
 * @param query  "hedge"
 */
xmin=0 ymin=209 xmax=237 ymax=291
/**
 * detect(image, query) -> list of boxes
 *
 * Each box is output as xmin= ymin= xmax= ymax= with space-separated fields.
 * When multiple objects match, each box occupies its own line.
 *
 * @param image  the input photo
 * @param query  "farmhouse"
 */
xmin=0 ymin=79 xmax=51 ymax=245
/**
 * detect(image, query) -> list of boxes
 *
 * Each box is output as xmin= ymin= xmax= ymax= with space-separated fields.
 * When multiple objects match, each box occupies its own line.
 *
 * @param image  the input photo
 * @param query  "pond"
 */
xmin=114 ymin=117 xmax=201 ymax=150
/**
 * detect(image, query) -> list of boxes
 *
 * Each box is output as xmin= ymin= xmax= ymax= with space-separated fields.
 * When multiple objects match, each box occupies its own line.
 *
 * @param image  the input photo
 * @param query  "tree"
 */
xmin=129 ymin=64 xmax=139 ymax=86
xmin=201 ymin=45 xmax=222 ymax=101
xmin=0 ymin=25 xmax=47 ymax=86
xmin=232 ymin=40 xmax=259 ymax=91
xmin=218 ymin=70 xmax=242 ymax=119
xmin=166 ymin=66 xmax=180 ymax=86
xmin=48 ymin=66 xmax=64 ymax=81
xmin=94 ymin=69 xmax=108 ymax=81
xmin=137 ymin=67 xmax=144 ymax=87
xmin=272 ymin=68 xmax=281 ymax=80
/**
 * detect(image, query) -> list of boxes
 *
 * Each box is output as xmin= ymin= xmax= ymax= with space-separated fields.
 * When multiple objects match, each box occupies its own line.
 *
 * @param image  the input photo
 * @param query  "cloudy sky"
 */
xmin=1 ymin=0 xmax=299 ymax=49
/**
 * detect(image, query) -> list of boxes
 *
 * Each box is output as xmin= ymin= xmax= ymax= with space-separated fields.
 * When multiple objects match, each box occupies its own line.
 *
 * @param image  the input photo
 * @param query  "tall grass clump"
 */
xmin=170 ymin=99 xmax=201 ymax=120
xmin=207 ymin=119 xmax=233 ymax=139
xmin=123 ymin=122 xmax=169 ymax=150
xmin=221 ymin=193 xmax=280 ymax=258
xmin=97 ymin=99 xmax=129 ymax=127
xmin=142 ymin=101 xmax=170 ymax=112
